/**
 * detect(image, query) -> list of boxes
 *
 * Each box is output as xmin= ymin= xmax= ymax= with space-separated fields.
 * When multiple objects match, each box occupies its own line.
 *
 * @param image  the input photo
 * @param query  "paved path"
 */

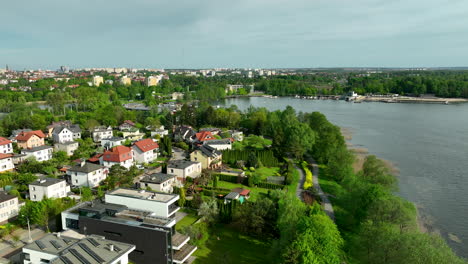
xmin=293 ymin=162 xmax=305 ymax=201
xmin=0 ymin=228 xmax=46 ymax=258
xmin=307 ymin=157 xmax=335 ymax=222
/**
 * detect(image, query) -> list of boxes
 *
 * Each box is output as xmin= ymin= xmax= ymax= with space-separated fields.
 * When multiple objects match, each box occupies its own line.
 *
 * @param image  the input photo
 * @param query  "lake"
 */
xmin=219 ymin=97 xmax=468 ymax=258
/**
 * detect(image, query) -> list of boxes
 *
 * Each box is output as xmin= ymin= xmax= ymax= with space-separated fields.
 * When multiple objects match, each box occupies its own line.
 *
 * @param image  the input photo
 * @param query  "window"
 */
xmin=33 ymin=195 xmax=36 ymax=199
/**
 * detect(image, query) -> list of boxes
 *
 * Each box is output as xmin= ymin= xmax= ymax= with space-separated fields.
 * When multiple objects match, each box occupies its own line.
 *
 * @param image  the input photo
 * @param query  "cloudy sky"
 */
xmin=1 ymin=0 xmax=468 ymax=69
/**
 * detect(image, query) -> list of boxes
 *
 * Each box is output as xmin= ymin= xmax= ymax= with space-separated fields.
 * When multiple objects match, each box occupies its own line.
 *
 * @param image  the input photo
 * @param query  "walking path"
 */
xmin=0 ymin=228 xmax=46 ymax=259
xmin=294 ymin=162 xmax=305 ymax=201
xmin=307 ymin=157 xmax=335 ymax=221
xmin=293 ymin=156 xmax=335 ymax=221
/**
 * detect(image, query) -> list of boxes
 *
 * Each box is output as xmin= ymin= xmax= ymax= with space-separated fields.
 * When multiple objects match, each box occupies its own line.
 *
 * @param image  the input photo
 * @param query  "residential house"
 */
xmin=199 ymin=127 xmax=222 ymax=135
xmin=61 ymin=197 xmax=195 ymax=264
xmin=101 ymin=137 xmax=125 ymax=149
xmin=119 ymin=120 xmax=136 ymax=131
xmin=54 ymin=141 xmax=79 ymax=156
xmin=52 ymin=125 xmax=81 ymax=143
xmin=15 ymin=130 xmax=46 ymax=149
xmin=121 ymin=128 xmax=144 ymax=141
xmin=46 ymin=120 xmax=72 ymax=137
xmin=92 ymin=126 xmax=113 ymax=142
xmin=190 ymin=145 xmax=222 ymax=169
xmin=101 ymin=146 xmax=134 ymax=169
xmin=132 ymin=138 xmax=159 ymax=164
xmin=0 ymin=154 xmax=14 ymax=173
xmin=67 ymin=161 xmax=106 ymax=188
xmin=9 ymin=129 xmax=32 ymax=141
xmin=150 ymin=128 xmax=169 ymax=138
xmin=204 ymin=138 xmax=232 ymax=150
xmin=139 ymin=173 xmax=178 ymax=193
xmin=29 ymin=178 xmax=70 ymax=201
xmin=167 ymin=160 xmax=202 ymax=179
xmin=0 ymin=192 xmax=20 ymax=223
xmin=22 ymin=233 xmax=135 ymax=264
xmin=21 ymin=145 xmax=53 ymax=162
xmin=192 ymin=131 xmax=216 ymax=145
xmin=173 ymin=126 xmax=195 ymax=142
xmin=171 ymin=92 xmax=184 ymax=100
xmin=0 ymin=137 xmax=13 ymax=154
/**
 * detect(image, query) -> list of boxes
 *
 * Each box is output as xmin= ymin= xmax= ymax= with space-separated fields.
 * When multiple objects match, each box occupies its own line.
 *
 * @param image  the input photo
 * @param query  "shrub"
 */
xmin=302 ymin=162 xmax=313 ymax=190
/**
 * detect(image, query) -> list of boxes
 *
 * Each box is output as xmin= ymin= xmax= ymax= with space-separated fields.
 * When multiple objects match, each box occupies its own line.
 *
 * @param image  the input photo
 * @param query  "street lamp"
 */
xmin=22 ymin=214 xmax=33 ymax=243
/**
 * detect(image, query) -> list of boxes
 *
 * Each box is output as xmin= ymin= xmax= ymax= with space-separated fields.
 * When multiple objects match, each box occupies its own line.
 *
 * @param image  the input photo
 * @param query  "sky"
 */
xmin=1 ymin=0 xmax=468 ymax=69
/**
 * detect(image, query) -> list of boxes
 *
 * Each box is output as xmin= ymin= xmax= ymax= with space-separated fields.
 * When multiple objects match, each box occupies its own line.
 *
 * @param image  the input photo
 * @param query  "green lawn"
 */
xmin=286 ymin=168 xmax=300 ymax=196
xmin=176 ymin=209 xmax=199 ymax=232
xmin=193 ymin=224 xmax=273 ymax=264
xmin=254 ymin=166 xmax=280 ymax=180
xmin=217 ymin=181 xmax=269 ymax=201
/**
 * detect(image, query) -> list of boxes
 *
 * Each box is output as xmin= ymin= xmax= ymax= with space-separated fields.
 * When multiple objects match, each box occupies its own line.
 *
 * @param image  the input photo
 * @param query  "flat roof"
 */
xmin=140 ymin=173 xmax=176 ymax=184
xmin=30 ymin=178 xmax=65 ymax=187
xmin=23 ymin=233 xmax=135 ymax=264
xmin=168 ymin=160 xmax=200 ymax=169
xmin=21 ymin=145 xmax=53 ymax=152
xmin=107 ymin=188 xmax=178 ymax=203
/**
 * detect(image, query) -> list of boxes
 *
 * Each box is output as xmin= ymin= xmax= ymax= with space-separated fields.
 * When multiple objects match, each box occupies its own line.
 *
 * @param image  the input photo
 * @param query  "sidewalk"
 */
xmin=0 ymin=228 xmax=46 ymax=259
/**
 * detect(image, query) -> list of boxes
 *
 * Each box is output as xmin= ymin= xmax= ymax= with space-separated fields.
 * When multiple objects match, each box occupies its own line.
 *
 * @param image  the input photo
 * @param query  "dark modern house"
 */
xmin=61 ymin=188 xmax=196 ymax=264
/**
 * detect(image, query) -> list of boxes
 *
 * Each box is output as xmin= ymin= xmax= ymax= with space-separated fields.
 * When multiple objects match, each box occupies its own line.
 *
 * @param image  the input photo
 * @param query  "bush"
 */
xmin=302 ymin=162 xmax=313 ymax=190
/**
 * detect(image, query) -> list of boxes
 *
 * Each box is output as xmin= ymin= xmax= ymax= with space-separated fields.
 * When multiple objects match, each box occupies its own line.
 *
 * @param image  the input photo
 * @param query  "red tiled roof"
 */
xmin=0 ymin=137 xmax=12 ymax=146
xmin=133 ymin=138 xmax=159 ymax=152
xmin=0 ymin=153 xmax=13 ymax=160
xmin=239 ymin=189 xmax=251 ymax=196
xmin=103 ymin=146 xmax=133 ymax=162
xmin=195 ymin=131 xmax=216 ymax=142
xmin=15 ymin=130 xmax=46 ymax=141
xmin=88 ymin=153 xmax=103 ymax=163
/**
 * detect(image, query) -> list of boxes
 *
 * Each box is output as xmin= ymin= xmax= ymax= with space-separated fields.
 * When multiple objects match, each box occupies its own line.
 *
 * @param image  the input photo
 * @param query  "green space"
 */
xmin=286 ymin=168 xmax=299 ymax=197
xmin=193 ymin=224 xmax=273 ymax=264
xmin=176 ymin=209 xmax=199 ymax=232
xmin=217 ymin=180 xmax=269 ymax=201
xmin=251 ymin=166 xmax=280 ymax=180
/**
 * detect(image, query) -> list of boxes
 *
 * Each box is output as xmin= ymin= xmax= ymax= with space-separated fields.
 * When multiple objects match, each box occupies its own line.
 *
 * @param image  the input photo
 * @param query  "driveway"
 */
xmin=171 ymin=147 xmax=186 ymax=161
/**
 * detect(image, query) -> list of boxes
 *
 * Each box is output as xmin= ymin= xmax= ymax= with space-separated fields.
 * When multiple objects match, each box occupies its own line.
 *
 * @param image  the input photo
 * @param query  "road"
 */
xmin=171 ymin=147 xmax=186 ymax=161
xmin=294 ymin=162 xmax=305 ymax=201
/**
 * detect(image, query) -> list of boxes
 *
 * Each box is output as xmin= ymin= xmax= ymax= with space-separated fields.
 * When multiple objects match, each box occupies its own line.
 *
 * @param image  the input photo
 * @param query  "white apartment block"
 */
xmin=0 ymin=192 xmax=20 ymax=223
xmin=29 ymin=178 xmax=70 ymax=201
xmin=106 ymin=188 xmax=180 ymax=218
xmin=21 ymin=145 xmax=53 ymax=162
xmin=67 ymin=162 xmax=106 ymax=188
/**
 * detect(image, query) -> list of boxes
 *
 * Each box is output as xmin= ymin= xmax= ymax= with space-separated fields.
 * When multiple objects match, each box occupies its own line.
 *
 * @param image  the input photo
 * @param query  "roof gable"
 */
xmin=0 ymin=137 xmax=12 ymax=146
xmin=15 ymin=130 xmax=46 ymax=141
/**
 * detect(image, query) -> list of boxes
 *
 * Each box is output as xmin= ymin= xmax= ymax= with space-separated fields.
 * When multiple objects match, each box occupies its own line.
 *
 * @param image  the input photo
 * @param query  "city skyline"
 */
xmin=1 ymin=0 xmax=468 ymax=69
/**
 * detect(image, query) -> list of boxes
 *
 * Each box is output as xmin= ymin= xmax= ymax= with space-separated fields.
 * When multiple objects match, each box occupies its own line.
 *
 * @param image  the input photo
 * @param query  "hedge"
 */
xmin=257 ymin=182 xmax=285 ymax=190
xmin=215 ymin=174 xmax=248 ymax=185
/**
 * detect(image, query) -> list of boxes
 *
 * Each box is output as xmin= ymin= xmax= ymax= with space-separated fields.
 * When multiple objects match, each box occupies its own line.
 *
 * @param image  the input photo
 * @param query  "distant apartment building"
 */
xmin=21 ymin=145 xmax=53 ymax=162
xmin=67 ymin=161 xmax=106 ymax=188
xmin=0 ymin=137 xmax=13 ymax=154
xmin=29 ymin=178 xmax=70 ymax=201
xmin=22 ymin=233 xmax=135 ymax=264
xmin=0 ymin=192 xmax=20 ymax=224
xmin=15 ymin=130 xmax=46 ymax=149
xmin=120 ymin=75 xmax=132 ymax=86
xmin=92 ymin=126 xmax=113 ymax=142
xmin=146 ymin=75 xmax=160 ymax=87
xmin=92 ymin=75 xmax=104 ymax=86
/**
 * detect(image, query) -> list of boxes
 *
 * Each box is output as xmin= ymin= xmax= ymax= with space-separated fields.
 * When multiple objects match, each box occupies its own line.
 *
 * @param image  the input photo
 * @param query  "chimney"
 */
xmin=109 ymin=244 xmax=114 ymax=252
xmin=57 ymin=232 xmax=61 ymax=238
xmin=81 ymin=159 xmax=86 ymax=167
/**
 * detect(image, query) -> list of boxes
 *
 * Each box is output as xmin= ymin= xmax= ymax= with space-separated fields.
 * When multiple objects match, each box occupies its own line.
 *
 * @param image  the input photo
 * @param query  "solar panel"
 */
xmin=87 ymin=237 xmax=100 ymax=247
xmin=63 ymin=238 xmax=73 ymax=244
xmin=69 ymin=248 xmax=92 ymax=264
xmin=113 ymin=244 xmax=122 ymax=252
xmin=79 ymin=243 xmax=105 ymax=263
xmin=60 ymin=256 xmax=74 ymax=264
xmin=50 ymin=240 xmax=62 ymax=250
xmin=35 ymin=240 xmax=47 ymax=250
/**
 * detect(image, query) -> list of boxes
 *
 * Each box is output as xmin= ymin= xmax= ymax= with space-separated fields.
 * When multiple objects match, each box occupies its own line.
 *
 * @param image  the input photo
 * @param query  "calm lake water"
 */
xmin=220 ymin=97 xmax=468 ymax=258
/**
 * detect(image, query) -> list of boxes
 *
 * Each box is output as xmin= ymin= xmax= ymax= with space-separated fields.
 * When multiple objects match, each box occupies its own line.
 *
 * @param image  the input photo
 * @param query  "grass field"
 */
xmin=193 ymin=224 xmax=273 ymax=264
xmin=254 ymin=166 xmax=280 ymax=180
xmin=217 ymin=181 xmax=270 ymax=201
xmin=176 ymin=209 xmax=199 ymax=232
